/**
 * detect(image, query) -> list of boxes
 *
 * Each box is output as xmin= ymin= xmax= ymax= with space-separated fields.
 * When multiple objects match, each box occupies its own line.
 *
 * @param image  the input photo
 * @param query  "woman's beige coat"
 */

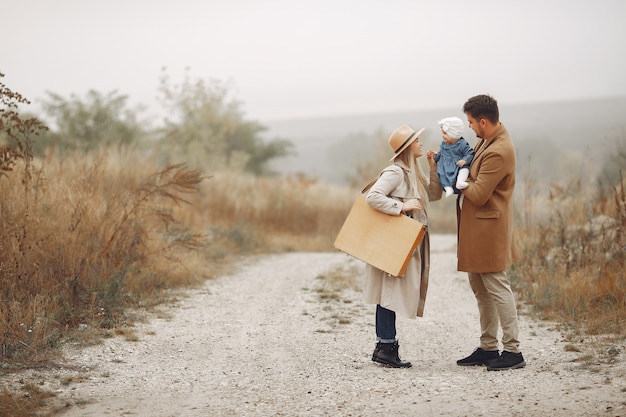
xmin=362 ymin=161 xmax=442 ymax=318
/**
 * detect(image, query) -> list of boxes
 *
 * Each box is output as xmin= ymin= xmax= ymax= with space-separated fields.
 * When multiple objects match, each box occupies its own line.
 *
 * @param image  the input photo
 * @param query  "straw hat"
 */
xmin=388 ymin=125 xmax=425 ymax=161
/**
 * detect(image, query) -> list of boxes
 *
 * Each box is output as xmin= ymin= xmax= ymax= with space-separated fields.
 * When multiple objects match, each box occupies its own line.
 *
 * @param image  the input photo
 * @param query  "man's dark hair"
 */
xmin=462 ymin=94 xmax=499 ymax=124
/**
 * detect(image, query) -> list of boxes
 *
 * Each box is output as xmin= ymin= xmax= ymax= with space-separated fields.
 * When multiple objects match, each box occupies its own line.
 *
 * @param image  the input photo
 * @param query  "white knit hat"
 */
xmin=437 ymin=117 xmax=464 ymax=140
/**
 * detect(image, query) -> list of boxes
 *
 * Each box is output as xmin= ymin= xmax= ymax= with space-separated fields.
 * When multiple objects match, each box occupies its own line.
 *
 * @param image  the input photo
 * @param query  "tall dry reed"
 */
xmin=513 ymin=174 xmax=625 ymax=336
xmin=185 ymin=171 xmax=356 ymax=252
xmin=0 ymin=149 xmax=205 ymax=362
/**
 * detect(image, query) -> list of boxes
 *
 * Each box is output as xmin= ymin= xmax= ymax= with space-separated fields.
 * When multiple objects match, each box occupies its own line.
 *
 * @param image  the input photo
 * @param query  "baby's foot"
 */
xmin=456 ymin=181 xmax=468 ymax=190
xmin=444 ymin=186 xmax=454 ymax=197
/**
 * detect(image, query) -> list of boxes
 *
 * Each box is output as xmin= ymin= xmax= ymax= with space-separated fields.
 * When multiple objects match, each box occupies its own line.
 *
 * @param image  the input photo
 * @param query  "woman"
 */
xmin=363 ymin=124 xmax=442 ymax=368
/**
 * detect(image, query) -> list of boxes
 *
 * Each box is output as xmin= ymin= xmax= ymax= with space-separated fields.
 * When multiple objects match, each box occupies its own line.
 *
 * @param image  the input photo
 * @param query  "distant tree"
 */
xmin=39 ymin=90 xmax=146 ymax=153
xmin=157 ymin=69 xmax=292 ymax=175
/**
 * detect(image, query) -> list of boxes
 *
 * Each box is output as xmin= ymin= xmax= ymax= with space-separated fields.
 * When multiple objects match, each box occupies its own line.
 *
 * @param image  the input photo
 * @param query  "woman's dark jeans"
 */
xmin=375 ymin=304 xmax=396 ymax=343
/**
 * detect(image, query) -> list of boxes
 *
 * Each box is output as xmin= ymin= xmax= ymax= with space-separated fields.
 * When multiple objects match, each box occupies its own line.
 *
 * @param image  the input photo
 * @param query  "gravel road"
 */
xmin=39 ymin=235 xmax=626 ymax=416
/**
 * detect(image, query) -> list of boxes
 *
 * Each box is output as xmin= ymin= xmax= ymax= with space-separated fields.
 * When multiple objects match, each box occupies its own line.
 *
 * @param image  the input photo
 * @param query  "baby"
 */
xmin=432 ymin=117 xmax=474 ymax=197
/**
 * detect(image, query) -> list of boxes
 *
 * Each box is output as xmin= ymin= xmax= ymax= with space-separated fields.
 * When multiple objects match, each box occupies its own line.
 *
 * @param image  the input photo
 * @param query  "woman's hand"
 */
xmin=426 ymin=150 xmax=437 ymax=170
xmin=401 ymin=198 xmax=422 ymax=212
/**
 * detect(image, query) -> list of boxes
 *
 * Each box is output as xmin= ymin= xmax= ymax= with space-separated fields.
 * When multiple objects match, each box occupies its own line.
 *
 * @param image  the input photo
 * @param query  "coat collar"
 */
xmin=393 ymin=159 xmax=410 ymax=172
xmin=483 ymin=123 xmax=506 ymax=145
xmin=475 ymin=123 xmax=506 ymax=154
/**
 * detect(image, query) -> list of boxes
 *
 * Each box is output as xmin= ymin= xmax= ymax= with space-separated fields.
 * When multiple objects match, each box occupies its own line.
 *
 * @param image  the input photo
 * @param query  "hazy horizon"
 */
xmin=3 ymin=0 xmax=626 ymax=122
xmin=265 ymin=96 xmax=626 ymax=184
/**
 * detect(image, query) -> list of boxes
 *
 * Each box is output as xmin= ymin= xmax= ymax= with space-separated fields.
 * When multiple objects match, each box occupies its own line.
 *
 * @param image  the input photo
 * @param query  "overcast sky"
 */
xmin=3 ymin=0 xmax=626 ymax=122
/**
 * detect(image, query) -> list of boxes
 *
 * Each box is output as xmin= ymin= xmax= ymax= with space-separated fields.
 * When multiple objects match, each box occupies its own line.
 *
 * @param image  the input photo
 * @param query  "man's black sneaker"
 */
xmin=487 ymin=351 xmax=526 ymax=371
xmin=457 ymin=347 xmax=500 ymax=366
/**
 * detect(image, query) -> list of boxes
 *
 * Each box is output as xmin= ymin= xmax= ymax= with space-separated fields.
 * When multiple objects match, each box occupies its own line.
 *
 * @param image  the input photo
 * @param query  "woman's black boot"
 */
xmin=372 ymin=342 xmax=382 ymax=360
xmin=372 ymin=341 xmax=412 ymax=368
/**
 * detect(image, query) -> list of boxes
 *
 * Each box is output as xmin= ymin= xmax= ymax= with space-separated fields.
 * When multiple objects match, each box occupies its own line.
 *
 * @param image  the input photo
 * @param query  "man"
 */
xmin=455 ymin=94 xmax=525 ymax=371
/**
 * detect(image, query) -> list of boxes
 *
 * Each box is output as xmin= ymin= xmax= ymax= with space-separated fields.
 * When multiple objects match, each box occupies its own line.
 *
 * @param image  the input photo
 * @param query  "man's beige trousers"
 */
xmin=468 ymin=271 xmax=520 ymax=353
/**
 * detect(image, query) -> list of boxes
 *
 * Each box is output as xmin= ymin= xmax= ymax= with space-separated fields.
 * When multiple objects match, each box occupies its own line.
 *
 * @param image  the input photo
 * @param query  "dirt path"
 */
xmin=38 ymin=235 xmax=626 ymax=416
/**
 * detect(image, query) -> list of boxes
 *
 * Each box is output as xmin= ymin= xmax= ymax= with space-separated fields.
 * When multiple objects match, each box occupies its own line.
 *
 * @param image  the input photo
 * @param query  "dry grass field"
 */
xmin=1 ymin=146 xmax=624 ymax=415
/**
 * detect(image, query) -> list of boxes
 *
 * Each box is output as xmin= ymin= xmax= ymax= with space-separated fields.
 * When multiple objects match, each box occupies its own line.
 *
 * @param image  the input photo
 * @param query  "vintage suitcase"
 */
xmin=333 ymin=195 xmax=425 ymax=276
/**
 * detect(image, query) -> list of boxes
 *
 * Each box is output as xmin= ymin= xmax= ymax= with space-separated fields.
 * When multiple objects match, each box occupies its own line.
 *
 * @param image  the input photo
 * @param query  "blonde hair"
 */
xmin=397 ymin=146 xmax=430 ymax=210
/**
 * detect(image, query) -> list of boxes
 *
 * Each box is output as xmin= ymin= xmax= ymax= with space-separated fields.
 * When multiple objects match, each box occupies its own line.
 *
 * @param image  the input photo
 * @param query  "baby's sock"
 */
xmin=456 ymin=168 xmax=469 ymax=190
xmin=444 ymin=186 xmax=454 ymax=197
